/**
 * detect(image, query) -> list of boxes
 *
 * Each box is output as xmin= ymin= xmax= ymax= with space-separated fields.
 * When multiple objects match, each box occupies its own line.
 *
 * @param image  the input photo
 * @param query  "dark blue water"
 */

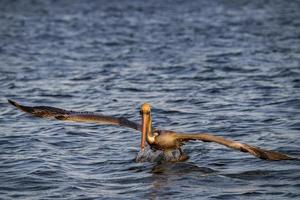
xmin=1 ymin=0 xmax=300 ymax=199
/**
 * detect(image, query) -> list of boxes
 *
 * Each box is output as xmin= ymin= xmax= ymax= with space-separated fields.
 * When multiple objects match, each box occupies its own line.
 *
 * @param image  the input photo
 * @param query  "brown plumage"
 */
xmin=8 ymin=99 xmax=140 ymax=130
xmin=140 ymin=103 xmax=297 ymax=161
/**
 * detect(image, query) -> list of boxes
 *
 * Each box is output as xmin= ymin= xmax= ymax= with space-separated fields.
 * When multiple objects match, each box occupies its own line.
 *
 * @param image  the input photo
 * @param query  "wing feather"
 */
xmin=176 ymin=133 xmax=297 ymax=160
xmin=8 ymin=99 xmax=140 ymax=130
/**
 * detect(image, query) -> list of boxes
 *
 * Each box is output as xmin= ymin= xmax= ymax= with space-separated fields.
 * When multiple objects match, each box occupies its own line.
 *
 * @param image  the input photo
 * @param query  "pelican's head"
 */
xmin=140 ymin=103 xmax=152 ymax=151
xmin=140 ymin=103 xmax=151 ymax=114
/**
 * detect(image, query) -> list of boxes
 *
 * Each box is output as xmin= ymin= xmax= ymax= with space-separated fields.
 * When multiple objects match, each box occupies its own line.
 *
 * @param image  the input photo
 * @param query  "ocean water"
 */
xmin=1 ymin=0 xmax=300 ymax=199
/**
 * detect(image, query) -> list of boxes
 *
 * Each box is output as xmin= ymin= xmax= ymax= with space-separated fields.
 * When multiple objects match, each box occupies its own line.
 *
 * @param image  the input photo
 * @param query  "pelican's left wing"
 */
xmin=176 ymin=132 xmax=297 ymax=160
xmin=8 ymin=99 xmax=140 ymax=130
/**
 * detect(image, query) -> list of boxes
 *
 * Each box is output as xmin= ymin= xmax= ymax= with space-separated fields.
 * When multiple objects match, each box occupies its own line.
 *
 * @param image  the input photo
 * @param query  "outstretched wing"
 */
xmin=176 ymin=133 xmax=297 ymax=160
xmin=8 ymin=99 xmax=140 ymax=130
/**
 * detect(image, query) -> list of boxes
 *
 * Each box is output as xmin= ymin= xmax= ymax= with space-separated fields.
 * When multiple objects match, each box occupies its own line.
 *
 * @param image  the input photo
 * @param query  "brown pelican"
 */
xmin=139 ymin=103 xmax=297 ymax=161
xmin=8 ymin=99 xmax=297 ymax=162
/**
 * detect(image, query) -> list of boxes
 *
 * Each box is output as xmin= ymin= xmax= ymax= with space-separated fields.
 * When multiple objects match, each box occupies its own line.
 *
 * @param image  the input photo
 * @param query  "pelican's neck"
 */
xmin=146 ymin=113 xmax=155 ymax=144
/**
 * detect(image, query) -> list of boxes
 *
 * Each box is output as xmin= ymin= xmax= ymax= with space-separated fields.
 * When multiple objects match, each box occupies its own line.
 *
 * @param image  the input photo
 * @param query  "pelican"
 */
xmin=139 ymin=103 xmax=297 ymax=161
xmin=8 ymin=99 xmax=297 ymax=162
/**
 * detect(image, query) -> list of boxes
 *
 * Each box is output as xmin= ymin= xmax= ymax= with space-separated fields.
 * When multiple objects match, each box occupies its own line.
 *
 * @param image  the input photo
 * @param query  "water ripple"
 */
xmin=1 ymin=0 xmax=300 ymax=199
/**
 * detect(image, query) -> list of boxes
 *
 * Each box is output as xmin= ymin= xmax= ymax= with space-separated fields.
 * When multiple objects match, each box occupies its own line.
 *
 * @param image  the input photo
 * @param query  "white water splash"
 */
xmin=135 ymin=145 xmax=182 ymax=162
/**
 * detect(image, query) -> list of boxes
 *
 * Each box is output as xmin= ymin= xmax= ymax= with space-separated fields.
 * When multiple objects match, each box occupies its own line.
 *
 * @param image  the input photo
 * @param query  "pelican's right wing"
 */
xmin=8 ymin=99 xmax=140 ymax=130
xmin=176 ymin=132 xmax=297 ymax=161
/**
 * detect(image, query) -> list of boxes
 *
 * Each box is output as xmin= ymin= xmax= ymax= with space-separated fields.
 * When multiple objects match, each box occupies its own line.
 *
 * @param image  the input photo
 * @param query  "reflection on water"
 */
xmin=151 ymin=162 xmax=216 ymax=175
xmin=149 ymin=162 xmax=217 ymax=199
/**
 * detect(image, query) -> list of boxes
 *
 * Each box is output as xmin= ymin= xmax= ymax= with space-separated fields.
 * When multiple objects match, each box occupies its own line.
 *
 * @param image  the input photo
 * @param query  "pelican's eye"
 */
xmin=140 ymin=110 xmax=150 ymax=115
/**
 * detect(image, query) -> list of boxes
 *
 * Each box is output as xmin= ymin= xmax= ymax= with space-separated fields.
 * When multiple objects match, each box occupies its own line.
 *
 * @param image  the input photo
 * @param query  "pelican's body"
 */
xmin=8 ymin=99 xmax=297 ymax=162
xmin=138 ymin=130 xmax=190 ymax=162
xmin=151 ymin=131 xmax=183 ymax=150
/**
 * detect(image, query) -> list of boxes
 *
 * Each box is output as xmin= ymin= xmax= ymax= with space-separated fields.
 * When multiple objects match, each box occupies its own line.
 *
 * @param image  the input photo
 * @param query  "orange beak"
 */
xmin=141 ymin=113 xmax=149 ymax=151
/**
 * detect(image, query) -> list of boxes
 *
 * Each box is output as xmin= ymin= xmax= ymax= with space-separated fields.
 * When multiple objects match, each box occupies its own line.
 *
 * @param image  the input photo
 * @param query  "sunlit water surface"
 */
xmin=1 ymin=0 xmax=300 ymax=199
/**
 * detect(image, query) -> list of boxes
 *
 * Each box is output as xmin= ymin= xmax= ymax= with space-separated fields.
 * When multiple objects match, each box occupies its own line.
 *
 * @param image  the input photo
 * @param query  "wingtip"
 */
xmin=286 ymin=156 xmax=300 ymax=161
xmin=7 ymin=99 xmax=34 ymax=113
xmin=8 ymin=99 xmax=19 ymax=107
xmin=258 ymin=148 xmax=299 ymax=161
